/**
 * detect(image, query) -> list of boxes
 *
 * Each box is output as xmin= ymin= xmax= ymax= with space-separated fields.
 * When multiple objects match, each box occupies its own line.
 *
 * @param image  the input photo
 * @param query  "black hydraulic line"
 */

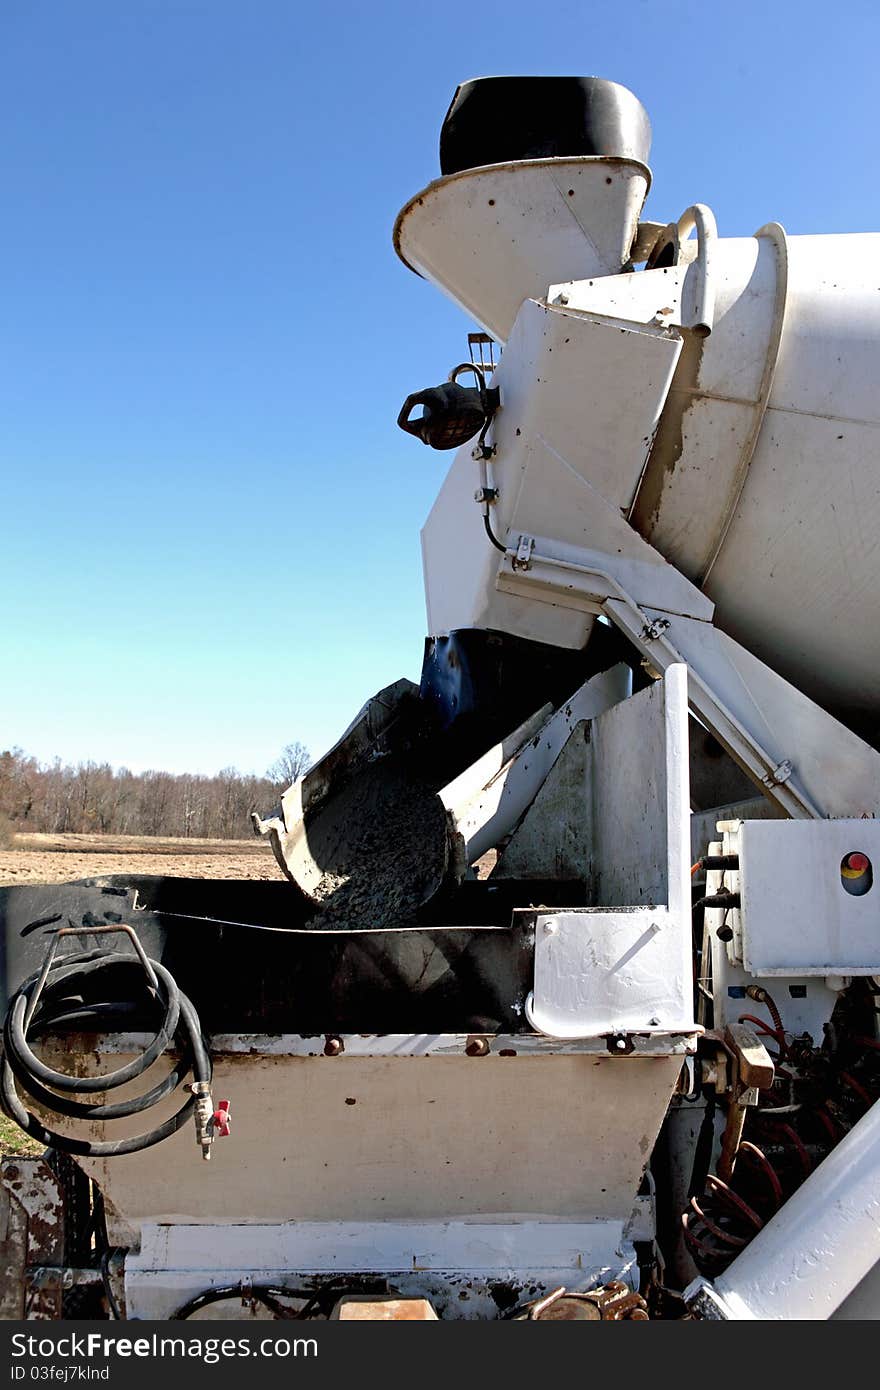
xmin=693 ymin=890 xmax=740 ymax=912
xmin=171 ymin=1284 xmax=324 ymax=1321
xmin=1 ymin=946 xmax=211 ymax=1157
xmin=10 ymin=952 xmax=182 ymax=1093
xmin=483 ymin=509 xmax=507 ymax=554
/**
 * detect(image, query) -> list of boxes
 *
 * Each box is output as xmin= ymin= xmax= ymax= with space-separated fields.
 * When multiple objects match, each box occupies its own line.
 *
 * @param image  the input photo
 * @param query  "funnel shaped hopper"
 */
xmin=394 ymin=77 xmax=652 ymax=342
xmin=394 ymin=159 xmax=650 ymax=342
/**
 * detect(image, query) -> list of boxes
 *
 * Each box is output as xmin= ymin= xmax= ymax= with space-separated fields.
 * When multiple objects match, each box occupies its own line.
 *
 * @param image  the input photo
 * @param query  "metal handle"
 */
xmin=24 ymin=922 xmax=159 ymax=1030
xmin=677 ymin=203 xmax=717 ymax=337
xmin=397 ymin=391 xmax=433 ymax=438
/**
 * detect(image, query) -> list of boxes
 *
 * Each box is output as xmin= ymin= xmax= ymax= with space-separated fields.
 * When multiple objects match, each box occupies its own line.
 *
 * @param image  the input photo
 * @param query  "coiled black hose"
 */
xmin=1 ymin=943 xmax=211 ymax=1156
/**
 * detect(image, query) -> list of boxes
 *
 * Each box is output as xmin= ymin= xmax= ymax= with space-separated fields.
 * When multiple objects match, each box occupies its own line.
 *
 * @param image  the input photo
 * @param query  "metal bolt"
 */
xmin=615 ymin=1038 xmax=628 ymax=1052
xmin=649 ymin=1016 xmax=661 ymax=1027
xmin=324 ymin=1035 xmax=344 ymax=1057
xmin=544 ymin=920 xmax=558 ymax=935
xmin=465 ymin=1036 xmax=490 ymax=1057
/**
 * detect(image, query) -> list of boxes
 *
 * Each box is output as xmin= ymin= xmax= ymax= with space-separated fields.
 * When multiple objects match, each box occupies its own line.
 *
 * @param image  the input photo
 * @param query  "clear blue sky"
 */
xmin=3 ymin=1 xmax=878 ymax=776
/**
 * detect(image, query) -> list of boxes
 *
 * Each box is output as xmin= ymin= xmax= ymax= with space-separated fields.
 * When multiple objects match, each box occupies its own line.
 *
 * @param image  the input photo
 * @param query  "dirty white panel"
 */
xmin=549 ymin=236 xmax=774 ymax=403
xmin=641 ymin=611 xmax=880 ymax=819
xmin=494 ymin=723 xmax=592 ymax=881
xmin=735 ymin=819 xmax=880 ymax=975
xmin=590 ymin=669 xmax=690 ymax=916
xmin=502 ymin=304 xmax=682 ymax=523
xmin=395 ymin=158 xmax=649 ymax=342
xmin=442 ymin=664 xmax=628 ymax=865
xmin=126 ymin=1218 xmax=639 ymax=1320
xmin=705 ymin=407 xmax=880 ymax=721
xmin=529 ymin=907 xmax=695 ymax=1036
xmin=65 ymin=1052 xmax=684 ymax=1235
xmin=549 ymin=263 xmax=687 ymax=325
xmin=525 ymin=668 xmax=695 ymax=1039
xmin=421 ymin=295 xmax=683 ymax=644
xmin=768 ymin=233 xmax=880 ymax=419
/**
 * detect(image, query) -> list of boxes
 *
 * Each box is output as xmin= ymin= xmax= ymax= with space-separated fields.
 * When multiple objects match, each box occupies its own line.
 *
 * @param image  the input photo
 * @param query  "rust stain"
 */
xmin=630 ymin=332 xmax=706 ymax=538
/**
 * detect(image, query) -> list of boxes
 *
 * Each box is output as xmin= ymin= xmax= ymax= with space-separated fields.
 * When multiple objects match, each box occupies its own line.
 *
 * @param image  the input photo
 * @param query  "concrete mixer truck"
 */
xmin=2 ymin=75 xmax=879 ymax=1322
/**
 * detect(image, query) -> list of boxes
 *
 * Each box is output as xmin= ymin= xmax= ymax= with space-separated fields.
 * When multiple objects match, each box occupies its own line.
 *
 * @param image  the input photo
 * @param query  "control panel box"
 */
xmin=731 ymin=819 xmax=880 ymax=976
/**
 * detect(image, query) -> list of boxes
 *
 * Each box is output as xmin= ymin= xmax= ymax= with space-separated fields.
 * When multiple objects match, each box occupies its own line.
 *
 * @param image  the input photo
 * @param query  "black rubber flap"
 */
xmin=439 ymin=76 xmax=651 ymax=176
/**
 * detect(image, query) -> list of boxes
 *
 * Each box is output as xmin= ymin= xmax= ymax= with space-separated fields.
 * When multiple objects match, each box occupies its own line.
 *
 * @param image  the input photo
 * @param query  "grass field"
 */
xmin=0 ymin=1112 xmax=44 ymax=1158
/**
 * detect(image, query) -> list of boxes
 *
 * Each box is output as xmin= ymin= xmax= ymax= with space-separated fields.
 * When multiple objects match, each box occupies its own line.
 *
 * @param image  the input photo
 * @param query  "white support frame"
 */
xmin=125 ymin=1218 xmax=642 ymax=1320
xmin=497 ymin=536 xmax=880 ymax=819
xmin=524 ymin=666 xmax=697 ymax=1041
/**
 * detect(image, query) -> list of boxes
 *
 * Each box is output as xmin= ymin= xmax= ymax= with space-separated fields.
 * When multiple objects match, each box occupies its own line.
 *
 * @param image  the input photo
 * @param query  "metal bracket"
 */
xmin=640 ymin=616 xmax=671 ymax=642
xmin=24 ymin=921 xmax=159 ymax=1030
xmin=762 ymin=759 xmax=793 ymax=789
xmin=498 ymin=542 xmax=824 ymax=819
xmin=512 ymin=534 xmax=535 ymax=571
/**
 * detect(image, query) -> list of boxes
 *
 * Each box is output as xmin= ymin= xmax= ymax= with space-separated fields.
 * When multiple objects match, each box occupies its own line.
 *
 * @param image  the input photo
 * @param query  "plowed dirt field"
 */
xmin=0 ymin=832 xmax=285 ymax=885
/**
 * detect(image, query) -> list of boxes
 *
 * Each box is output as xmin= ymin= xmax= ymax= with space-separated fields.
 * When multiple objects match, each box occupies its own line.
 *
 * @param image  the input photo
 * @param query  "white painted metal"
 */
xmin=494 ymin=536 xmax=880 ymax=817
xmin=125 ymin=1218 xmax=639 ymax=1320
xmin=553 ymin=233 xmax=788 ymax=582
xmin=440 ymin=663 xmax=629 ymax=864
xmin=421 ymin=221 xmax=880 ymax=730
xmin=688 ymin=1096 xmax=880 ymax=1320
xmin=421 ymin=295 xmax=686 ymax=645
xmin=674 ymin=204 xmax=718 ymax=336
xmin=52 ymin=1048 xmax=684 ymax=1240
xmin=699 ymin=828 xmax=842 ymax=1045
xmin=494 ymin=725 xmax=593 ymax=881
xmin=635 ymin=610 xmax=880 ymax=818
xmin=66 ymin=1030 xmax=695 ymax=1058
xmin=526 ymin=669 xmax=696 ymax=1038
xmin=729 ymin=819 xmax=880 ymax=976
xmin=689 ymin=796 xmax=779 ymax=868
xmin=588 ymin=665 xmax=691 ymax=920
xmin=551 ymin=232 xmax=880 ymax=727
xmin=700 ymin=234 xmax=880 ymax=724
xmin=528 ymin=909 xmax=694 ymax=1038
xmin=394 ymin=157 xmax=650 ymax=342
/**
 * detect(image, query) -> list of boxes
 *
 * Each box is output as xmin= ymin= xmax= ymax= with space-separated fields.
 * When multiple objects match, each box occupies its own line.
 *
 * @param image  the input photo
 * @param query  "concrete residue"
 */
xmin=298 ymin=760 xmax=450 ymax=930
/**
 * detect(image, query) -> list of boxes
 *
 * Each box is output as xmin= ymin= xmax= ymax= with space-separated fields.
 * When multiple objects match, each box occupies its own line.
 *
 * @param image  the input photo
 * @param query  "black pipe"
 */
xmin=1 ymin=947 xmax=211 ymax=1156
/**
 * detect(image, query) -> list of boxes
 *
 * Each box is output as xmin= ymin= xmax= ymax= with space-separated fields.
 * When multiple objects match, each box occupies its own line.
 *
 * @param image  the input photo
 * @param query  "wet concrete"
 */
xmin=298 ymin=760 xmax=450 ymax=930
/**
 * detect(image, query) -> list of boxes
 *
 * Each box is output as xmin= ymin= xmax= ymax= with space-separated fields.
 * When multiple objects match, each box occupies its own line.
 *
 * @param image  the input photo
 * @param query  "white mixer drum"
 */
xmin=633 ymin=231 xmax=880 ymax=732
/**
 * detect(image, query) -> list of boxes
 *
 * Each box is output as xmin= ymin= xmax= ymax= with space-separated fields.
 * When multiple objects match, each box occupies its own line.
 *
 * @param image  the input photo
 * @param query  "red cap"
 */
xmin=844 ymin=852 xmax=870 ymax=874
xmin=211 ymin=1100 xmax=231 ymax=1137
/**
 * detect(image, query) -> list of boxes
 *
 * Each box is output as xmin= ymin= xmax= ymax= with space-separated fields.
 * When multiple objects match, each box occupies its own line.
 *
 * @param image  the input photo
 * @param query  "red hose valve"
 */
xmin=211 ymin=1100 xmax=231 ymax=1138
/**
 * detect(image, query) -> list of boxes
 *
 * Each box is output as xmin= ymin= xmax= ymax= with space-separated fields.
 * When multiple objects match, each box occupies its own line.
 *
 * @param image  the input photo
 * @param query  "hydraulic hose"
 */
xmin=171 ymin=1284 xmax=317 ymax=1321
xmin=170 ymin=1279 xmax=388 ymax=1320
xmin=1 ymin=935 xmax=211 ymax=1157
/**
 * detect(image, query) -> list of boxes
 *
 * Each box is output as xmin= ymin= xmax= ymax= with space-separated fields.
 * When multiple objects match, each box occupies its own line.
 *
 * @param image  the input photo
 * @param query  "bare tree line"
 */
xmin=0 ymin=742 xmax=311 ymax=842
